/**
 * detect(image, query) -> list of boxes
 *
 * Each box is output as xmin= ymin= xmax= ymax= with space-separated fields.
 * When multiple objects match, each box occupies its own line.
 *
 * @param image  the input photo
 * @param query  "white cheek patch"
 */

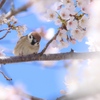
xmin=34 ymin=42 xmax=39 ymax=46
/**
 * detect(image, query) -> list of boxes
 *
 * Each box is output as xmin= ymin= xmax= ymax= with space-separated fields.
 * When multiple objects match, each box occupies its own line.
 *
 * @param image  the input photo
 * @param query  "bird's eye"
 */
xmin=29 ymin=35 xmax=31 ymax=38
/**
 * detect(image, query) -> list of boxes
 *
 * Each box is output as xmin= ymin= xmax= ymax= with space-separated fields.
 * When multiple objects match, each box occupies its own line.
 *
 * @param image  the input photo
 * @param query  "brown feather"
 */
xmin=31 ymin=32 xmax=41 ymax=42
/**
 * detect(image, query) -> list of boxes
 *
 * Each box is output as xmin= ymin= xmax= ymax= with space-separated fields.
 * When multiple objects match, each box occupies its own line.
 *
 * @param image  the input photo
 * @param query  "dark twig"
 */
xmin=70 ymin=48 xmax=74 ymax=52
xmin=0 ymin=70 xmax=12 ymax=81
xmin=1 ymin=65 xmax=14 ymax=84
xmin=0 ymin=0 xmax=6 ymax=9
xmin=0 ymin=52 xmax=100 ymax=64
xmin=40 ymin=30 xmax=60 ymax=56
xmin=0 ymin=30 xmax=10 ymax=40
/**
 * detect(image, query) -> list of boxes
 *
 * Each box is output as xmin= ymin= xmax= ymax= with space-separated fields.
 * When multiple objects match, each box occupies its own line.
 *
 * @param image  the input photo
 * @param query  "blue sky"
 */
xmin=0 ymin=1 xmax=89 ymax=100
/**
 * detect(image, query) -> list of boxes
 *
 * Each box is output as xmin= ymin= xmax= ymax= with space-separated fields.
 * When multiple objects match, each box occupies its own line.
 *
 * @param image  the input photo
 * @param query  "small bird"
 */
xmin=13 ymin=32 xmax=41 ymax=56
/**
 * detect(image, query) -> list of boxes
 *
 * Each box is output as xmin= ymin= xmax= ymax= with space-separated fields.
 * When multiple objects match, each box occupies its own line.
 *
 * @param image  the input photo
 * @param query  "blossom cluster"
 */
xmin=44 ymin=0 xmax=92 ymax=49
xmin=60 ymin=0 xmax=100 ymax=100
xmin=0 ymin=84 xmax=29 ymax=100
xmin=0 ymin=14 xmax=27 ymax=38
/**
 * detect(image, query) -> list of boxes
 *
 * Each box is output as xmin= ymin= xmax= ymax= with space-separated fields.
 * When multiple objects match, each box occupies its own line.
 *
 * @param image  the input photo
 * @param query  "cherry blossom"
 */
xmin=0 ymin=84 xmax=30 ymax=100
xmin=59 ymin=29 xmax=67 ymax=38
xmin=43 ymin=0 xmax=91 ymax=46
xmin=81 ymin=5 xmax=89 ymax=14
xmin=46 ymin=9 xmax=57 ymax=21
xmin=56 ymin=29 xmax=67 ymax=41
xmin=79 ymin=15 xmax=88 ymax=28
xmin=67 ymin=4 xmax=76 ymax=15
xmin=1 ymin=14 xmax=17 ymax=24
xmin=0 ymin=14 xmax=7 ymax=24
xmin=64 ymin=78 xmax=79 ymax=94
xmin=60 ymin=8 xmax=69 ymax=20
xmin=54 ymin=18 xmax=62 ymax=26
xmin=67 ymin=20 xmax=78 ymax=30
xmin=71 ymin=29 xmax=85 ymax=42
xmin=76 ymin=0 xmax=88 ymax=8
xmin=58 ymin=41 xmax=69 ymax=49
xmin=62 ymin=1 xmax=100 ymax=100
xmin=10 ymin=16 xmax=17 ymax=23
xmin=16 ymin=25 xmax=27 ymax=38
xmin=31 ymin=0 xmax=61 ymax=13
xmin=63 ymin=0 xmax=74 ymax=6
xmin=52 ymin=1 xmax=63 ymax=11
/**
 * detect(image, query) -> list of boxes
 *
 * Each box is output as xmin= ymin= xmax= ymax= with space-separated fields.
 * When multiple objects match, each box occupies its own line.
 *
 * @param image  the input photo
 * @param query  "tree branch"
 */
xmin=40 ymin=30 xmax=60 ymax=56
xmin=6 ymin=1 xmax=33 ymax=19
xmin=0 ymin=0 xmax=6 ymax=9
xmin=0 ymin=52 xmax=100 ymax=64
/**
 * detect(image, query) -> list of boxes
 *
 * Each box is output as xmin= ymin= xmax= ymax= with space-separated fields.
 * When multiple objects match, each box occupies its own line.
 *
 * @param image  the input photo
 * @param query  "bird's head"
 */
xmin=28 ymin=32 xmax=41 ymax=45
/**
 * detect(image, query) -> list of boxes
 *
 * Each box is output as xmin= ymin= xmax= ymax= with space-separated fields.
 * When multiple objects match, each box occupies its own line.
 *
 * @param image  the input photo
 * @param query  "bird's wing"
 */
xmin=13 ymin=36 xmax=28 ymax=55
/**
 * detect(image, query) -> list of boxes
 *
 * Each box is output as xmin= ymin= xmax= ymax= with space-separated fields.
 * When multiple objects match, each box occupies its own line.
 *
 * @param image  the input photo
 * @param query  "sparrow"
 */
xmin=13 ymin=32 xmax=41 ymax=56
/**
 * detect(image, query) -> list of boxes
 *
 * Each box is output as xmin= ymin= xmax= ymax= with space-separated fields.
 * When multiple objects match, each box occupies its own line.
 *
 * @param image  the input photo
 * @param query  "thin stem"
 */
xmin=0 ymin=30 xmax=10 ymax=40
xmin=40 ymin=30 xmax=60 ymax=56
xmin=0 ymin=70 xmax=12 ymax=81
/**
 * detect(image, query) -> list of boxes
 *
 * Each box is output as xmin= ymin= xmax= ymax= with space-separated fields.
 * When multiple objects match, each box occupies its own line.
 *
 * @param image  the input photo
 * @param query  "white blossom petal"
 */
xmin=60 ymin=8 xmax=69 ymax=20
